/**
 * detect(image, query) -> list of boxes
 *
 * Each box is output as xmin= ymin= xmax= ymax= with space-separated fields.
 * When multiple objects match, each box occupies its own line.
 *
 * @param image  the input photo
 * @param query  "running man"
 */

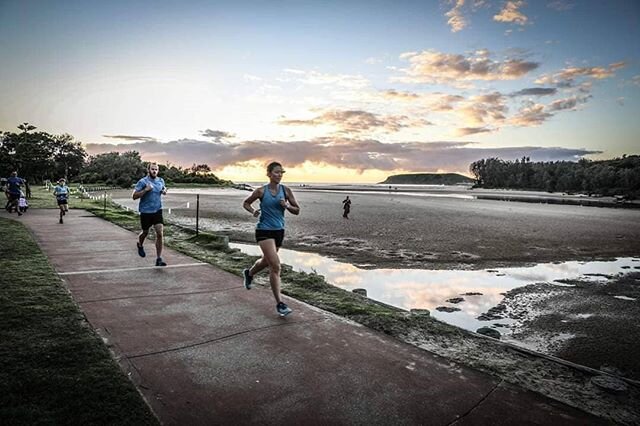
xmin=132 ymin=163 xmax=167 ymax=267
xmin=242 ymin=161 xmax=300 ymax=317
xmin=53 ymin=178 xmax=70 ymax=223
xmin=6 ymin=171 xmax=24 ymax=216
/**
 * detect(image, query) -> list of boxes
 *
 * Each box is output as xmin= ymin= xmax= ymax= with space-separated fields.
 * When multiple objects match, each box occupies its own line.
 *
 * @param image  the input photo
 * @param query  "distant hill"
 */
xmin=380 ymin=173 xmax=474 ymax=185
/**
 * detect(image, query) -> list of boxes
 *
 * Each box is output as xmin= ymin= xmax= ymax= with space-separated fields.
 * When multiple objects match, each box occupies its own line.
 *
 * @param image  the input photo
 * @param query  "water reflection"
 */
xmin=230 ymin=242 xmax=637 ymax=335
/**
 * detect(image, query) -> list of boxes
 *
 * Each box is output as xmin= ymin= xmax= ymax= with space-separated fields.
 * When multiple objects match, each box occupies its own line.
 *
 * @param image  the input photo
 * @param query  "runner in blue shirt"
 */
xmin=132 ymin=162 xmax=168 ymax=266
xmin=6 ymin=171 xmax=24 ymax=216
xmin=52 ymin=178 xmax=70 ymax=223
xmin=242 ymin=161 xmax=301 ymax=317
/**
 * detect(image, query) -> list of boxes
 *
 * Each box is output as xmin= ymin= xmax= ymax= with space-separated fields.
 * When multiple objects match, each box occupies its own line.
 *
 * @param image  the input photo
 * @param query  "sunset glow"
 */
xmin=1 ymin=0 xmax=638 ymax=182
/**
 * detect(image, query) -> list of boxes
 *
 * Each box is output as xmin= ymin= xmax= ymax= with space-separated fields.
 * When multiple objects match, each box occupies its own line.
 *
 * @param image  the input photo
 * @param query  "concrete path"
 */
xmin=14 ymin=209 xmax=604 ymax=425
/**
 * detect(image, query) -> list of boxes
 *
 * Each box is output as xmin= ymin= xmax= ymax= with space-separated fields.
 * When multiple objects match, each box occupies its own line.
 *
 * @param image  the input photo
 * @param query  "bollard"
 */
xmin=196 ymin=194 xmax=200 ymax=235
xmin=103 ymin=191 xmax=107 ymax=213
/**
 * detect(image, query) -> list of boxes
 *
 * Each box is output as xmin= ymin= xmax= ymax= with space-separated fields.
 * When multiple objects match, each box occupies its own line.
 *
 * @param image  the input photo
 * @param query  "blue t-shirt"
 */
xmin=7 ymin=176 xmax=23 ymax=195
xmin=257 ymin=184 xmax=286 ymax=230
xmin=135 ymin=176 xmax=165 ymax=214
xmin=53 ymin=185 xmax=69 ymax=200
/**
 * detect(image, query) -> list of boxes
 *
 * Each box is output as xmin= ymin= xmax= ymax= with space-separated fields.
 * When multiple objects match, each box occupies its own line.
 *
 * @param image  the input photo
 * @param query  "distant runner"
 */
xmin=242 ymin=161 xmax=301 ymax=317
xmin=53 ymin=178 xmax=70 ymax=223
xmin=6 ymin=171 xmax=24 ymax=216
xmin=342 ymin=196 xmax=351 ymax=219
xmin=132 ymin=163 xmax=167 ymax=267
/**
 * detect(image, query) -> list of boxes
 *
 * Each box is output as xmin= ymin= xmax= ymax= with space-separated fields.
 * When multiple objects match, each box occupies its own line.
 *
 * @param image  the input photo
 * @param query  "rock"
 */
xmin=461 ymin=292 xmax=483 ymax=296
xmin=446 ymin=297 xmax=464 ymax=304
xmin=435 ymin=306 xmax=460 ymax=313
xmin=410 ymin=309 xmax=430 ymax=317
xmin=231 ymin=256 xmax=245 ymax=261
xmin=352 ymin=288 xmax=367 ymax=296
xmin=476 ymin=327 xmax=501 ymax=339
xmin=590 ymin=375 xmax=628 ymax=394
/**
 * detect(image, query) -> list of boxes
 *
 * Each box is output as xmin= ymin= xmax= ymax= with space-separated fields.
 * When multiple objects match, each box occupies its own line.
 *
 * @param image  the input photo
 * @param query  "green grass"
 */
xmin=0 ymin=217 xmax=158 ymax=425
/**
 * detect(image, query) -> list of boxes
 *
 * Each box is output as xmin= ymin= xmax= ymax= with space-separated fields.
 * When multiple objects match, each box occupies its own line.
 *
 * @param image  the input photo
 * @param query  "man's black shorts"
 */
xmin=8 ymin=193 xmax=19 ymax=202
xmin=255 ymin=229 xmax=285 ymax=248
xmin=57 ymin=199 xmax=68 ymax=205
xmin=140 ymin=210 xmax=164 ymax=231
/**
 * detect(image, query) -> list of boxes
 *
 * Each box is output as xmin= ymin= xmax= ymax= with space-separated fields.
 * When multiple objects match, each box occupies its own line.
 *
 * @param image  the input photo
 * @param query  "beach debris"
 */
xmin=476 ymin=327 xmax=501 ymax=339
xmin=590 ymin=375 xmax=628 ymax=394
xmin=352 ymin=288 xmax=367 ymax=297
xmin=410 ymin=309 xmax=430 ymax=317
xmin=486 ymin=269 xmax=499 ymax=273
xmin=435 ymin=306 xmax=460 ymax=313
xmin=446 ymin=297 xmax=464 ymax=304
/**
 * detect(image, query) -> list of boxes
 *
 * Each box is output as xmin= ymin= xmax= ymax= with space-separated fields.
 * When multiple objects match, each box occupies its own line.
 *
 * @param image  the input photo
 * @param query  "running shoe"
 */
xmin=137 ymin=242 xmax=146 ymax=258
xmin=243 ymin=268 xmax=253 ymax=289
xmin=277 ymin=302 xmax=292 ymax=317
xmin=155 ymin=257 xmax=167 ymax=267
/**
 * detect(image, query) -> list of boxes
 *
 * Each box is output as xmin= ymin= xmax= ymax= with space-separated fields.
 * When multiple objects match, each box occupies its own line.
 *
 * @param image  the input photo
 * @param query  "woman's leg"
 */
xmin=257 ymin=238 xmax=282 ymax=303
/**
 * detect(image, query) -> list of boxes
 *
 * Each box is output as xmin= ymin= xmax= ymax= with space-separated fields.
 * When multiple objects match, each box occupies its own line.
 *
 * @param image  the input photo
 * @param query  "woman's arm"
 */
xmin=283 ymin=187 xmax=300 ymax=215
xmin=243 ymin=188 xmax=263 ymax=217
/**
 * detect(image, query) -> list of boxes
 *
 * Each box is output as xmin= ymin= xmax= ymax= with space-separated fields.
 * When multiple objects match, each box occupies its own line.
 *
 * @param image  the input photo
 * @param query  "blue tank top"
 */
xmin=257 ymin=184 xmax=286 ymax=230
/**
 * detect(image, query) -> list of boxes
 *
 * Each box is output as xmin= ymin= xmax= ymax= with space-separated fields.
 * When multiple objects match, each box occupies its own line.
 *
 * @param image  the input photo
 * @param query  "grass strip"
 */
xmin=0 ymin=217 xmax=158 ymax=425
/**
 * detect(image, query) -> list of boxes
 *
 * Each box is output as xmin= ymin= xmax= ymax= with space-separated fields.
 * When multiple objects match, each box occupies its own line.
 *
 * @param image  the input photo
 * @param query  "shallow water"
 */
xmin=230 ymin=242 xmax=638 ymax=338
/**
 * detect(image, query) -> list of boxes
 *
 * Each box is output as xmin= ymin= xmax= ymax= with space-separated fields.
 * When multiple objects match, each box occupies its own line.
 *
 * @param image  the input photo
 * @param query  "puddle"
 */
xmin=230 ymin=242 xmax=637 ymax=336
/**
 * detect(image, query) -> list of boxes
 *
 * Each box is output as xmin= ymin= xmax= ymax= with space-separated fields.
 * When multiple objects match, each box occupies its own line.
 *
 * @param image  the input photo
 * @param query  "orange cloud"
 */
xmin=535 ymin=62 xmax=626 ymax=86
xmin=395 ymin=49 xmax=539 ymax=85
xmin=493 ymin=1 xmax=528 ymax=25
xmin=445 ymin=0 xmax=468 ymax=32
xmin=508 ymin=103 xmax=552 ymax=127
xmin=277 ymin=109 xmax=431 ymax=135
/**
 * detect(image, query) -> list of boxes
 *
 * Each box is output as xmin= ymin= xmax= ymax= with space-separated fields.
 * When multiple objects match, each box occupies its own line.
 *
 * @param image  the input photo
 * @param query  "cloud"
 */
xmin=547 ymin=95 xmax=590 ymax=112
xmin=277 ymin=109 xmax=431 ymax=135
xmin=455 ymin=127 xmax=493 ymax=136
xmin=511 ymin=87 xmax=558 ymax=96
xmin=382 ymin=89 xmax=421 ymax=101
xmin=632 ymin=75 xmax=640 ymax=86
xmin=394 ymin=49 xmax=539 ymax=85
xmin=282 ymin=69 xmax=370 ymax=89
xmin=617 ymin=97 xmax=625 ymax=106
xmin=508 ymin=103 xmax=553 ymax=127
xmin=494 ymin=1 xmax=528 ymax=25
xmin=445 ymin=0 xmax=468 ymax=32
xmin=457 ymin=92 xmax=508 ymax=127
xmin=101 ymin=135 xmax=158 ymax=142
xmin=535 ymin=62 xmax=626 ymax=86
xmin=84 ymin=138 xmax=600 ymax=174
xmin=200 ymin=129 xmax=236 ymax=141
xmin=547 ymin=0 xmax=574 ymax=11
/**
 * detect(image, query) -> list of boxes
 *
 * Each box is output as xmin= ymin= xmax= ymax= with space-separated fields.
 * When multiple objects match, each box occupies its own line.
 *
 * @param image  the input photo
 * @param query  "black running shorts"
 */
xmin=140 ymin=210 xmax=164 ymax=231
xmin=255 ymin=229 xmax=285 ymax=248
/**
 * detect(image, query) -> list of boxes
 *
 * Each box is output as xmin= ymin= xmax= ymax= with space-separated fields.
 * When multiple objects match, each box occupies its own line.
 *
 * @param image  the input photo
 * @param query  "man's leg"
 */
xmin=153 ymin=223 xmax=164 ymax=259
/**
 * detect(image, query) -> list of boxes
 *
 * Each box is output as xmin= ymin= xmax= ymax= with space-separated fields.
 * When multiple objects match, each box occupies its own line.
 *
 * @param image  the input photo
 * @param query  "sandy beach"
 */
xmin=113 ymin=186 xmax=640 ymax=271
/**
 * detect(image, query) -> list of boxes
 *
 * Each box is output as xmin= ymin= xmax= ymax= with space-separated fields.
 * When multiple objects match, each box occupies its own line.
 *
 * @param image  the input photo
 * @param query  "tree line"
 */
xmin=469 ymin=155 xmax=640 ymax=198
xmin=1 ymin=123 xmax=230 ymax=187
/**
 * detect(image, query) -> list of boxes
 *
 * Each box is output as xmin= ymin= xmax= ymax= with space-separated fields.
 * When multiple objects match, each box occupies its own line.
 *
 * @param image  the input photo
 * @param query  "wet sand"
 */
xmin=481 ymin=271 xmax=640 ymax=381
xmin=113 ymin=186 xmax=640 ymax=270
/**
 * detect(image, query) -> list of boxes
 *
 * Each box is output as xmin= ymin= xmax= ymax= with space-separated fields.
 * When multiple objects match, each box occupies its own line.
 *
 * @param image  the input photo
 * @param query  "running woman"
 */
xmin=242 ymin=162 xmax=300 ymax=316
xmin=132 ymin=163 xmax=168 ymax=267
xmin=53 ymin=178 xmax=70 ymax=223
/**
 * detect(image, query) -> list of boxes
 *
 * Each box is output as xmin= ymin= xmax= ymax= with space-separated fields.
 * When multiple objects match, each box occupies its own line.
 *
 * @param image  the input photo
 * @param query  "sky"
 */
xmin=1 ymin=0 xmax=639 ymax=183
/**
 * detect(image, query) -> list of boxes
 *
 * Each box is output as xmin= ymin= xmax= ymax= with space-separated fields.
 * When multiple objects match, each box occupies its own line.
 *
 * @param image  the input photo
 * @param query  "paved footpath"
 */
xmin=17 ymin=209 xmax=604 ymax=425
